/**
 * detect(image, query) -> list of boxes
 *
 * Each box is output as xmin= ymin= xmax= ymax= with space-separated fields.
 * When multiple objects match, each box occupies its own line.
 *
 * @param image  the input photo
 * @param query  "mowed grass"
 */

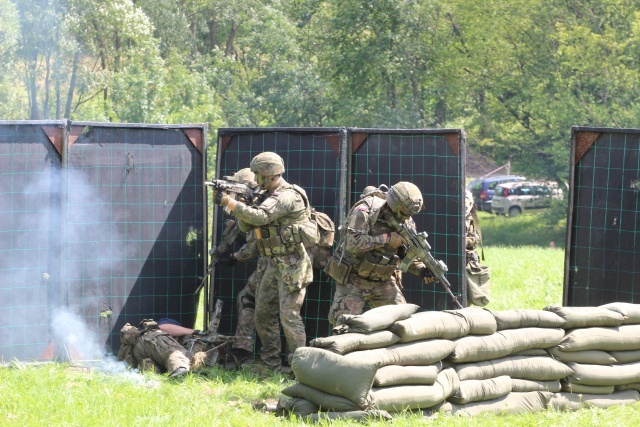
xmin=3 ymin=215 xmax=640 ymax=426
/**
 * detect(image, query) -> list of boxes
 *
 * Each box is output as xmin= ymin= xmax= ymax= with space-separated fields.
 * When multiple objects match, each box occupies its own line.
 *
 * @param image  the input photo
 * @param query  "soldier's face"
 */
xmin=257 ymin=173 xmax=277 ymax=190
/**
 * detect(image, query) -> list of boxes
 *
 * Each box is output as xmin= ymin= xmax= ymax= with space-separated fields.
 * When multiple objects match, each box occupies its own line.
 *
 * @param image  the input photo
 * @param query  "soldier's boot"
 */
xmin=222 ymin=348 xmax=253 ymax=370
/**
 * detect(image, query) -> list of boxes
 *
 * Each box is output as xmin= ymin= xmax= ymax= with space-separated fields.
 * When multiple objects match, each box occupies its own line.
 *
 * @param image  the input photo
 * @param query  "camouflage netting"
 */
xmin=274 ymin=303 xmax=640 ymax=421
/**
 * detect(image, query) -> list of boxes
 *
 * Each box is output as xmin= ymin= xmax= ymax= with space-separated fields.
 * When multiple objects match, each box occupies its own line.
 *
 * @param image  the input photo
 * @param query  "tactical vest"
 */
xmin=325 ymin=193 xmax=401 ymax=283
xmin=255 ymin=183 xmax=317 ymax=257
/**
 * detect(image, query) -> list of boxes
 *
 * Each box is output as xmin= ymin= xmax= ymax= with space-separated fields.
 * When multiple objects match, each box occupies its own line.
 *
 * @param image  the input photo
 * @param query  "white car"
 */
xmin=491 ymin=181 xmax=563 ymax=217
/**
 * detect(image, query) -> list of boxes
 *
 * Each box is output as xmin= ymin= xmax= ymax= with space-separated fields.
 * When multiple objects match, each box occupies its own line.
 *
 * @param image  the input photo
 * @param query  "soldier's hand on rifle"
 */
xmin=214 ymin=190 xmax=230 ymax=206
xmin=219 ymin=253 xmax=238 ymax=267
xmin=421 ymin=268 xmax=438 ymax=285
xmin=386 ymin=232 xmax=405 ymax=249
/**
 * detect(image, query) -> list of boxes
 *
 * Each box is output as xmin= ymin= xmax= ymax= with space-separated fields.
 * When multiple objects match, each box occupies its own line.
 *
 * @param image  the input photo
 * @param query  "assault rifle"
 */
xmin=382 ymin=210 xmax=464 ymax=309
xmin=194 ymin=219 xmax=241 ymax=295
xmin=205 ymin=179 xmax=264 ymax=205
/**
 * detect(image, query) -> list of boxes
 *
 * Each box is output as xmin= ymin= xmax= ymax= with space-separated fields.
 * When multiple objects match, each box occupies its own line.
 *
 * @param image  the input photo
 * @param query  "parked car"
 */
xmin=491 ymin=181 xmax=563 ymax=217
xmin=466 ymin=175 xmax=527 ymax=212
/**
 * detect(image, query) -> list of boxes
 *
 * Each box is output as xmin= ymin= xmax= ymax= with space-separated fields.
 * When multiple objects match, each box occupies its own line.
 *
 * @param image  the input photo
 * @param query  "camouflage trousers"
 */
xmin=132 ymin=329 xmax=191 ymax=374
xmin=254 ymin=251 xmax=313 ymax=367
xmin=232 ymin=257 xmax=268 ymax=352
xmin=328 ymin=272 xmax=406 ymax=325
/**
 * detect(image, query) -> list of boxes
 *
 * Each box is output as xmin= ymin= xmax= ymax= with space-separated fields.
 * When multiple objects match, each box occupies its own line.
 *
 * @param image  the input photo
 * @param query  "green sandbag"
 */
xmin=448 ymin=375 xmax=512 ymax=404
xmin=374 ymin=365 xmax=439 ymax=387
xmin=335 ymin=304 xmax=419 ymax=333
xmin=371 ymin=368 xmax=460 ymax=411
xmin=389 ymin=311 xmax=470 ymax=342
xmin=309 ymin=330 xmax=401 ymax=355
xmin=345 ymin=339 xmax=455 ymax=367
xmin=489 ymin=309 xmax=566 ymax=330
xmin=544 ymin=305 xmax=625 ymax=329
xmin=560 ymin=381 xmax=615 ymax=395
xmin=435 ymin=391 xmax=552 ymax=416
xmin=548 ymin=390 xmax=640 ymax=411
xmin=559 ymin=325 xmax=640 ymax=352
xmin=291 ymin=347 xmax=377 ymax=409
xmin=615 ymin=383 xmax=640 ymax=392
xmin=511 ymin=378 xmax=561 ymax=393
xmin=281 ymin=382 xmax=362 ymax=412
xmin=567 ymin=361 xmax=640 ymax=386
xmin=454 ymin=355 xmax=573 ymax=381
xmin=449 ymin=328 xmax=565 ymax=363
xmin=443 ymin=307 xmax=497 ymax=335
xmin=599 ymin=302 xmax=640 ymax=324
xmin=275 ymin=396 xmax=319 ymax=417
xmin=548 ymin=347 xmax=617 ymax=365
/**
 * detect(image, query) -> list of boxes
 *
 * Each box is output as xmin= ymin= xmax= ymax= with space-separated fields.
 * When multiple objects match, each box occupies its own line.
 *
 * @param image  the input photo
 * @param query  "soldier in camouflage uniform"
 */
xmin=326 ymin=182 xmax=437 ymax=325
xmin=465 ymin=189 xmax=491 ymax=306
xmin=117 ymin=320 xmax=190 ymax=378
xmin=216 ymin=152 xmax=314 ymax=370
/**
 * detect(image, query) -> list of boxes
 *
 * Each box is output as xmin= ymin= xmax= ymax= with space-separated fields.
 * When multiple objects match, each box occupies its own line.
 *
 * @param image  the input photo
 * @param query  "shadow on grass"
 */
xmin=478 ymin=211 xmax=567 ymax=247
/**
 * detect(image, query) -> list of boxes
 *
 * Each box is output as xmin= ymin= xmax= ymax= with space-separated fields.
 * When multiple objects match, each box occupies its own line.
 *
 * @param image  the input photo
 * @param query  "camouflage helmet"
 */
xmin=225 ymin=168 xmax=256 ymax=185
xmin=386 ymin=182 xmax=423 ymax=217
xmin=465 ymin=189 xmax=474 ymax=216
xmin=250 ymin=152 xmax=285 ymax=176
xmin=361 ymin=186 xmax=377 ymax=199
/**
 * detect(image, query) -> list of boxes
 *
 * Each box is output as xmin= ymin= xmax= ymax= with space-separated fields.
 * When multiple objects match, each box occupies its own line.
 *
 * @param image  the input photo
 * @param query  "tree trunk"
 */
xmin=225 ymin=20 xmax=238 ymax=56
xmin=28 ymin=51 xmax=39 ymax=120
xmin=64 ymin=51 xmax=80 ymax=118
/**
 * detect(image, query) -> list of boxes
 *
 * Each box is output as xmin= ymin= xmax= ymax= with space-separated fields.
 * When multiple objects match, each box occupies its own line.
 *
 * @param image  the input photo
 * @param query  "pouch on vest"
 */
xmin=312 ymin=210 xmax=335 ymax=248
xmin=324 ymin=253 xmax=351 ymax=285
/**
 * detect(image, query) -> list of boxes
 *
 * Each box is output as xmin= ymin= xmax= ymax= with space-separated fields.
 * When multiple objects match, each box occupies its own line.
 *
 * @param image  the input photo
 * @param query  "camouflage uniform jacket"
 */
xmin=465 ymin=190 xmax=481 ymax=262
xmin=341 ymin=195 xmax=426 ymax=279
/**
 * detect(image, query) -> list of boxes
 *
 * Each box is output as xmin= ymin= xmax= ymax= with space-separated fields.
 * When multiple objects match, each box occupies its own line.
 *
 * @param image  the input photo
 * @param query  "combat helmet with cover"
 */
xmin=225 ymin=168 xmax=255 ymax=184
xmin=250 ymin=152 xmax=285 ymax=176
xmin=386 ymin=182 xmax=423 ymax=220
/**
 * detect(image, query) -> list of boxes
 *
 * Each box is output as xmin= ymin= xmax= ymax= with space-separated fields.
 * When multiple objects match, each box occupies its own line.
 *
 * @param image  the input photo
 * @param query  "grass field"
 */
xmin=2 ymin=214 xmax=639 ymax=426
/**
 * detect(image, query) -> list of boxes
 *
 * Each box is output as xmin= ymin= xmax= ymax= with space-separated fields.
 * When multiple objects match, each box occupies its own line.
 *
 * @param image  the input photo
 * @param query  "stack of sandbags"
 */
xmin=546 ymin=303 xmax=640 ymax=397
xmin=277 ymin=303 xmax=640 ymax=420
xmin=445 ymin=308 xmax=570 ymax=411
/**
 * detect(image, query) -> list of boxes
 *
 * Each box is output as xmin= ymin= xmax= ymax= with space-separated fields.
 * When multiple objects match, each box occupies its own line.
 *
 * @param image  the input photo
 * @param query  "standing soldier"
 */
xmin=464 ymin=189 xmax=491 ymax=306
xmin=215 ymin=152 xmax=314 ymax=372
xmin=325 ymin=183 xmax=437 ymax=325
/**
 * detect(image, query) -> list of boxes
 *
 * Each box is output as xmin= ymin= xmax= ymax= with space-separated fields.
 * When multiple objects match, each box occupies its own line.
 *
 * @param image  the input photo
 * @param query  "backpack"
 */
xmin=311 ymin=209 xmax=335 ymax=248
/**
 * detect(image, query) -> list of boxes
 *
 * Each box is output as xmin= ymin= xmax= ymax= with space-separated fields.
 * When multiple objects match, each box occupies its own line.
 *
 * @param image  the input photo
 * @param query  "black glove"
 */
xmin=421 ymin=268 xmax=438 ymax=285
xmin=218 ymin=253 xmax=237 ymax=267
xmin=214 ymin=191 xmax=230 ymax=206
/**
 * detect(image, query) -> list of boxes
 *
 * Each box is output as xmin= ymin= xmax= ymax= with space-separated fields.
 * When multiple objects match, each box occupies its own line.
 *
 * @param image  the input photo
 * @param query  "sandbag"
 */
xmin=548 ymin=347 xmax=617 ymax=365
xmin=345 ymin=339 xmax=455 ymax=367
xmin=448 ymin=375 xmax=512 ymax=404
xmin=511 ymin=378 xmax=561 ymax=393
xmin=335 ymin=304 xmax=419 ymax=333
xmin=567 ymin=361 xmax=640 ymax=386
xmin=371 ymin=368 xmax=459 ymax=411
xmin=599 ymin=302 xmax=640 ymax=324
xmin=435 ymin=391 xmax=552 ymax=416
xmin=609 ymin=349 xmax=640 ymax=364
xmin=489 ymin=309 xmax=566 ymax=330
xmin=560 ymin=381 xmax=615 ymax=395
xmin=511 ymin=349 xmax=549 ymax=357
xmin=281 ymin=382 xmax=362 ymax=412
xmin=448 ymin=328 xmax=565 ymax=363
xmin=389 ymin=311 xmax=470 ymax=342
xmin=558 ymin=325 xmax=640 ymax=352
xmin=275 ymin=396 xmax=319 ymax=417
xmin=291 ymin=347 xmax=377 ymax=409
xmin=309 ymin=330 xmax=400 ymax=355
xmin=615 ymin=383 xmax=640 ymax=392
xmin=443 ymin=307 xmax=497 ymax=335
xmin=374 ymin=365 xmax=440 ymax=387
xmin=548 ymin=390 xmax=640 ymax=411
xmin=454 ymin=355 xmax=574 ymax=381
xmin=544 ymin=305 xmax=625 ymax=329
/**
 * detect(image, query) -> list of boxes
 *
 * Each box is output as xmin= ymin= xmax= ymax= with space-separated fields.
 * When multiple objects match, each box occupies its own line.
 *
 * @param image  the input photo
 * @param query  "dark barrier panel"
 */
xmin=213 ymin=128 xmax=344 ymax=344
xmin=65 ymin=123 xmax=207 ymax=353
xmin=0 ymin=121 xmax=65 ymax=361
xmin=565 ymin=127 xmax=640 ymax=306
xmin=348 ymin=129 xmax=466 ymax=310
